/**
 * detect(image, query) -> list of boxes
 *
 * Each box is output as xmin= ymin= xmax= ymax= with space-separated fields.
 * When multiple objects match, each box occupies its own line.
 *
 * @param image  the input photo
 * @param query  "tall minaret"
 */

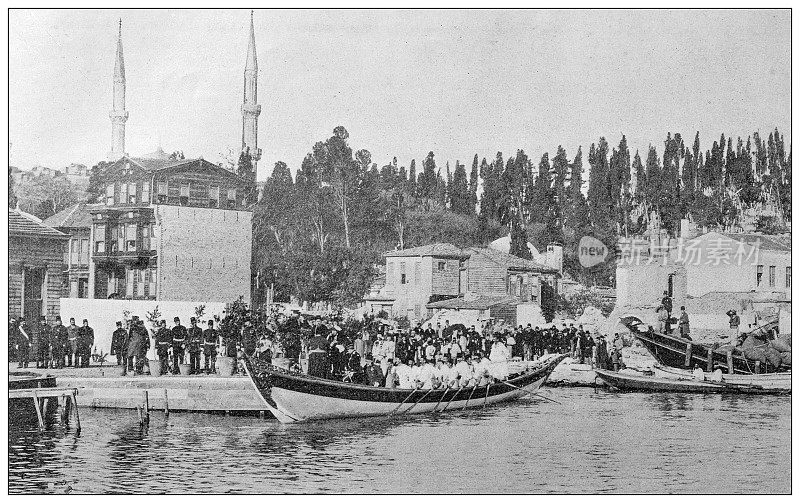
xmin=109 ymin=19 xmax=129 ymax=160
xmin=241 ymin=10 xmax=261 ymax=179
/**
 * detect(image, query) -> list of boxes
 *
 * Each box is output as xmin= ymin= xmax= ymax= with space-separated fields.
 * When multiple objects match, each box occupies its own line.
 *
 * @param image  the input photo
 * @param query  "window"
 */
xmin=126 ymin=224 xmax=138 ymax=252
xmin=80 ymin=239 xmax=89 ymax=265
xmin=769 ymin=266 xmax=776 ymax=287
xmin=437 ymin=261 xmax=446 ymax=271
xmin=227 ymin=188 xmax=237 ymax=209
xmin=112 ymin=225 xmax=123 ymax=253
xmin=94 ymin=224 xmax=106 ymax=253
xmin=209 ymin=185 xmax=220 ymax=208
xmin=786 ymin=267 xmax=792 ymax=288
xmin=141 ymin=224 xmax=150 ymax=251
xmin=190 ymin=182 xmax=209 ymax=207
xmin=70 ymin=239 xmax=80 ymax=266
xmin=125 ymin=269 xmax=134 ymax=297
xmin=136 ymin=269 xmax=145 ymax=298
xmin=77 ymin=278 xmax=88 ymax=299
xmin=141 ymin=181 xmax=150 ymax=204
xmin=756 ymin=265 xmax=763 ymax=286
xmin=400 ymin=262 xmax=407 ymax=285
xmin=157 ymin=182 xmax=168 ymax=204
xmin=148 ymin=266 xmax=157 ymax=298
xmin=106 ymin=184 xmax=115 ymax=206
xmin=180 ymin=184 xmax=190 ymax=206
xmin=414 ymin=263 xmax=420 ymax=284
xmin=120 ymin=183 xmax=128 ymax=204
xmin=128 ymin=183 xmax=137 ymax=204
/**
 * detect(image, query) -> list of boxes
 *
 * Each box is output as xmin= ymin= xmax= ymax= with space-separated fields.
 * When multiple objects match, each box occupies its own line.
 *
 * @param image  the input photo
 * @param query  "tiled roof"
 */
xmin=427 ymin=295 xmax=519 ymax=310
xmin=42 ymin=202 xmax=100 ymax=229
xmin=721 ymin=233 xmax=791 ymax=253
xmin=466 ymin=247 xmax=559 ymax=273
xmin=385 ymin=243 xmax=468 ymax=258
xmin=127 ymin=156 xmax=195 ymax=172
xmin=9 ymin=208 xmax=68 ymax=238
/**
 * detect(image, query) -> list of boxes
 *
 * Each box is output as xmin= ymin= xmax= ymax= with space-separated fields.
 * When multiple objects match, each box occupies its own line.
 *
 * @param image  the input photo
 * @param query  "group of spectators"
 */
xmin=9 ymin=316 xmax=94 ymax=369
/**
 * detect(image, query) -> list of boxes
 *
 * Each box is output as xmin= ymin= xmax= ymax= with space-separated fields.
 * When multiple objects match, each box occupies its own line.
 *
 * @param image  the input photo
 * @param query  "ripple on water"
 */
xmin=7 ymin=389 xmax=791 ymax=494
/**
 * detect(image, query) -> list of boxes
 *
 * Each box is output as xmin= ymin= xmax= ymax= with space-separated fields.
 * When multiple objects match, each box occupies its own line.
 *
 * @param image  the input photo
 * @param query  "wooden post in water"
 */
xmin=684 ymin=343 xmax=693 ymax=367
xmin=143 ymin=390 xmax=150 ymax=423
xmin=137 ymin=405 xmax=143 ymax=426
xmin=727 ymin=350 xmax=734 ymax=374
xmin=33 ymin=391 xmax=44 ymax=431
xmin=71 ymin=391 xmax=81 ymax=433
xmin=163 ymin=389 xmax=169 ymax=416
xmin=706 ymin=347 xmax=714 ymax=372
xmin=754 ymin=361 xmax=761 ymax=375
xmin=57 ymin=395 xmax=65 ymax=424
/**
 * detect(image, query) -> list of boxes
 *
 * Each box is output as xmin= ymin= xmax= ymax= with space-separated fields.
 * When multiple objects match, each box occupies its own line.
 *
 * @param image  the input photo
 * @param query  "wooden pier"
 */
xmin=9 ymin=387 xmax=81 ymax=431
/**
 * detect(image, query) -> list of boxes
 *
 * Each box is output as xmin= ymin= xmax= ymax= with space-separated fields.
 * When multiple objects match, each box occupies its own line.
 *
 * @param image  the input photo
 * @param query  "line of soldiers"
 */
xmin=9 ymin=316 xmax=94 ymax=369
xmin=110 ymin=316 xmax=219 ymax=375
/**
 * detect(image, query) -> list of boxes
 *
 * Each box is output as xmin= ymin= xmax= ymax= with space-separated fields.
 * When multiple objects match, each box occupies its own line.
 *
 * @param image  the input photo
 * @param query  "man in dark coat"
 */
xmin=170 ymin=317 xmax=188 ymax=374
xmin=125 ymin=317 xmax=147 ymax=375
xmin=154 ymin=320 xmax=172 ymax=376
xmin=110 ymin=321 xmax=128 ymax=366
xmin=307 ymin=331 xmax=330 ymax=378
xmin=363 ymin=354 xmax=384 ymax=387
xmin=34 ymin=316 xmax=52 ymax=369
xmin=51 ymin=317 xmax=68 ymax=369
xmin=187 ymin=317 xmax=203 ymax=375
xmin=202 ymin=320 xmax=218 ymax=374
xmin=78 ymin=319 xmax=94 ymax=367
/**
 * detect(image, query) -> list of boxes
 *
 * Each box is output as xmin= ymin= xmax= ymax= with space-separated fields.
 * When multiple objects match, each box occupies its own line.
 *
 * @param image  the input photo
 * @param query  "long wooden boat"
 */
xmin=651 ymin=364 xmax=791 ymax=392
xmin=244 ymin=354 xmax=567 ymax=423
xmin=595 ymin=368 xmax=788 ymax=395
xmin=620 ymin=316 xmax=788 ymax=374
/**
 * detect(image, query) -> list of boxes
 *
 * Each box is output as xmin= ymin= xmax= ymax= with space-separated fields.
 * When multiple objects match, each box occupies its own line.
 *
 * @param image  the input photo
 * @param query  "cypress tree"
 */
xmin=468 ymin=154 xmax=479 ymax=216
xmin=407 ymin=159 xmax=417 ymax=197
xmin=587 ymin=138 xmax=613 ymax=238
xmin=450 ymin=160 xmax=471 ymax=215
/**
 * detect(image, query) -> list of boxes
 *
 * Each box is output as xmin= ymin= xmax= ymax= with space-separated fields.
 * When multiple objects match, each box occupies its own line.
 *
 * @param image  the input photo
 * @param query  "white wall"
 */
xmin=59 ymin=298 xmax=226 ymax=357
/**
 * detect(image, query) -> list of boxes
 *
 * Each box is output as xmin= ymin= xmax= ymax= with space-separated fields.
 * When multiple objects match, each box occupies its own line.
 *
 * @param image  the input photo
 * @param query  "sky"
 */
xmin=8 ymin=9 xmax=791 ymax=181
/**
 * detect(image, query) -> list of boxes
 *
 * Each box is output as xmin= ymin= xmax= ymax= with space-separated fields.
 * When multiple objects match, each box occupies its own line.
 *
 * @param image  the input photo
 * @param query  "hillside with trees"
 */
xmin=252 ymin=126 xmax=791 ymax=307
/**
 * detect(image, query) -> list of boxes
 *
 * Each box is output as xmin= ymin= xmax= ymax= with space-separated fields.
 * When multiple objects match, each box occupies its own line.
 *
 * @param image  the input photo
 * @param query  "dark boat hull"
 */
xmin=620 ymin=316 xmax=786 ymax=374
xmin=244 ymin=355 xmax=567 ymax=423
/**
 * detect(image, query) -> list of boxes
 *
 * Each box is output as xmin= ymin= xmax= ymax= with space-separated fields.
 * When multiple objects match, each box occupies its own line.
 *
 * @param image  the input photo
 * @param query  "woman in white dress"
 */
xmin=489 ymin=337 xmax=510 ymax=381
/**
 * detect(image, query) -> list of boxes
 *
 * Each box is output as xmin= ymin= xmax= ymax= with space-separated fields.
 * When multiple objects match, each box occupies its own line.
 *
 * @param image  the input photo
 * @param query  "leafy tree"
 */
xmin=87 ymin=161 xmax=112 ymax=203
xmin=16 ymin=174 xmax=85 ymax=219
xmin=9 ymin=167 xmax=17 ymax=208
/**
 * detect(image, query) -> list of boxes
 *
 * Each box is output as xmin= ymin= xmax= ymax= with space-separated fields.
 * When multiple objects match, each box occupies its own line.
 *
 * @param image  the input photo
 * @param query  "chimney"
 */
xmin=546 ymin=243 xmax=563 ymax=276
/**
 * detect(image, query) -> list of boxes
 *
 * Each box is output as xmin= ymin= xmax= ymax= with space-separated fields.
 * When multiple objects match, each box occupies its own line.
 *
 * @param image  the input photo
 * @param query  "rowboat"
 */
xmin=243 ymin=354 xmax=567 ymax=423
xmin=620 ymin=316 xmax=788 ymax=374
xmin=595 ymin=368 xmax=789 ymax=395
xmin=650 ymin=363 xmax=791 ymax=392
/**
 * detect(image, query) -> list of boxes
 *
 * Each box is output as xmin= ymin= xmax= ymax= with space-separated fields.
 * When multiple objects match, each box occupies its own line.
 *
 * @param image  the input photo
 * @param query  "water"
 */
xmin=9 ymin=388 xmax=790 ymax=494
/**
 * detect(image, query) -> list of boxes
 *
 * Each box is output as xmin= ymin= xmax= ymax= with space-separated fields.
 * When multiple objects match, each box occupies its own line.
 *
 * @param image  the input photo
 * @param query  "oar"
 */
xmin=432 ymin=385 xmax=449 ymax=412
xmin=482 ymin=382 xmax=491 ymax=409
xmin=404 ymin=387 xmax=435 ymax=414
xmin=462 ymin=385 xmax=478 ymax=411
xmin=389 ymin=388 xmax=416 ymax=416
xmin=502 ymin=380 xmax=563 ymax=405
xmin=438 ymin=385 xmax=462 ymax=413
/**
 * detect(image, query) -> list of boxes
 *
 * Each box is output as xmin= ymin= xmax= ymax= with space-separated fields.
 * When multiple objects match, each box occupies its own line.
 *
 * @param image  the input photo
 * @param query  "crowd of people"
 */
xmin=9 ymin=316 xmax=94 ymax=369
xmin=10 ymin=304 xmax=628 ymax=383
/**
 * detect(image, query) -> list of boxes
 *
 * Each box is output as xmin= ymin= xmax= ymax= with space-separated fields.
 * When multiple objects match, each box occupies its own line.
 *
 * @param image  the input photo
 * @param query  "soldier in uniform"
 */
xmin=16 ymin=318 xmax=31 ymax=368
xmin=187 ymin=317 xmax=203 ymax=375
xmin=35 ymin=316 xmax=52 ymax=369
xmin=78 ymin=319 xmax=94 ymax=367
xmin=66 ymin=317 xmax=80 ymax=367
xmin=110 ymin=321 xmax=128 ymax=366
xmin=154 ymin=320 xmax=171 ymax=376
xmin=124 ymin=316 xmax=146 ymax=375
xmin=202 ymin=320 xmax=218 ymax=374
xmin=170 ymin=317 xmax=188 ymax=374
xmin=51 ymin=317 xmax=69 ymax=368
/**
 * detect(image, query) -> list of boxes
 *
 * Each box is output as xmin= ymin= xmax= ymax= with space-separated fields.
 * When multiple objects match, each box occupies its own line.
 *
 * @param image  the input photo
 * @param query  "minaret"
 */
xmin=241 ymin=10 xmax=261 ymax=178
xmin=109 ymin=19 xmax=129 ymax=160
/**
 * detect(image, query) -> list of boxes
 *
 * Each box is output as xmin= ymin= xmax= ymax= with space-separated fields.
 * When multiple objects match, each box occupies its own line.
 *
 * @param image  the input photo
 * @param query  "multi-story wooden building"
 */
xmin=9 ymin=208 xmax=69 ymax=321
xmin=43 ymin=202 xmax=100 ymax=299
xmin=87 ymin=156 xmax=253 ymax=304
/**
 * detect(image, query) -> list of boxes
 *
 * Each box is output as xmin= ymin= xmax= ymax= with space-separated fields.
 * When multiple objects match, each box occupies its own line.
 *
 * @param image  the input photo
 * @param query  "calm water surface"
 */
xmin=9 ymin=388 xmax=790 ymax=494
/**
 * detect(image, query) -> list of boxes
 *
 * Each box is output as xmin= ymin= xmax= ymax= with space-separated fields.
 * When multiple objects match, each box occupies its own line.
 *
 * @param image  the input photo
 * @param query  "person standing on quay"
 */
xmin=726 ymin=309 xmax=741 ymax=340
xmin=187 ymin=317 xmax=203 ymax=375
xmin=78 ymin=319 xmax=94 ymax=367
xmin=170 ymin=317 xmax=188 ymax=374
xmin=110 ymin=321 xmax=128 ymax=367
xmin=34 ymin=316 xmax=52 ymax=369
xmin=124 ymin=316 xmax=146 ymax=375
xmin=203 ymin=320 xmax=218 ymax=374
xmin=16 ymin=318 xmax=31 ymax=368
xmin=51 ymin=317 xmax=68 ymax=368
xmin=67 ymin=317 xmax=80 ymax=367
xmin=155 ymin=320 xmax=172 ymax=376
